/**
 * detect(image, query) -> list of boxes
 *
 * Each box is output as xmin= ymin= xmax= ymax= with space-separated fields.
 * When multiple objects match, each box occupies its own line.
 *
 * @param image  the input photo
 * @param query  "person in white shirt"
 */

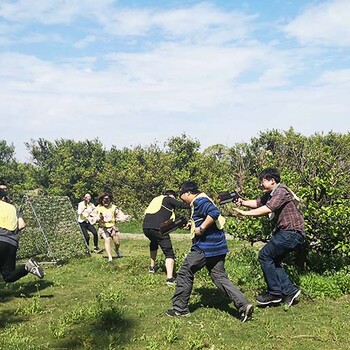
xmin=77 ymin=193 xmax=102 ymax=253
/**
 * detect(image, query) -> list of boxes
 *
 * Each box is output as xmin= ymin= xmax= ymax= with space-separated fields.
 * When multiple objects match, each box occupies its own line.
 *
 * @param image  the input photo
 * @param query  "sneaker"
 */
xmin=240 ymin=304 xmax=254 ymax=323
xmin=116 ymin=250 xmax=123 ymax=258
xmin=284 ymin=289 xmax=301 ymax=307
xmin=256 ymin=292 xmax=282 ymax=305
xmin=25 ymin=258 xmax=44 ymax=279
xmin=149 ymin=266 xmax=156 ymax=273
xmin=166 ymin=277 xmax=176 ymax=286
xmin=93 ymin=247 xmax=103 ymax=254
xmin=166 ymin=309 xmax=190 ymax=317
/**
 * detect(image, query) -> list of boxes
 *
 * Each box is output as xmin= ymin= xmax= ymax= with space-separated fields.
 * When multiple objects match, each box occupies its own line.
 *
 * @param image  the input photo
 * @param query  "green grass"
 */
xmin=1 ymin=238 xmax=350 ymax=350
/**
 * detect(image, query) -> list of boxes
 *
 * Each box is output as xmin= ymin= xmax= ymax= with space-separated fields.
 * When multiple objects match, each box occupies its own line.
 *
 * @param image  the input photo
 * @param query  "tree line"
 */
xmin=2 ymin=128 xmax=350 ymax=260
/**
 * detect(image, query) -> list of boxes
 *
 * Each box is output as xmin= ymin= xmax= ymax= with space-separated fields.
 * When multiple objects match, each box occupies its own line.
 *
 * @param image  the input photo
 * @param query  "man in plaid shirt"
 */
xmin=233 ymin=167 xmax=305 ymax=307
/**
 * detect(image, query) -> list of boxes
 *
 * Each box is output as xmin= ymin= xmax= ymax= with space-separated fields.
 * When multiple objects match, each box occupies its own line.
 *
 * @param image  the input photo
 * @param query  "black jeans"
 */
xmin=172 ymin=251 xmax=249 ymax=314
xmin=0 ymin=241 xmax=28 ymax=282
xmin=79 ymin=221 xmax=99 ymax=248
xmin=143 ymin=228 xmax=175 ymax=259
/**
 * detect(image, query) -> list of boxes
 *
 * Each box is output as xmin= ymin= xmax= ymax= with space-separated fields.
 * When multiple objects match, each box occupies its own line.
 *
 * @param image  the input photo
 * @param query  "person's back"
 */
xmin=143 ymin=194 xmax=189 ymax=230
xmin=142 ymin=190 xmax=189 ymax=285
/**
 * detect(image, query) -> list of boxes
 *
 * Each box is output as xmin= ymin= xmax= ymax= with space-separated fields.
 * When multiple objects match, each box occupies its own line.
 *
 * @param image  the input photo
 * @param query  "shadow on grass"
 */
xmin=0 ymin=309 xmax=27 ymax=328
xmin=0 ymin=279 xmax=54 ymax=301
xmin=190 ymin=287 xmax=242 ymax=320
xmin=53 ymin=308 xmax=135 ymax=349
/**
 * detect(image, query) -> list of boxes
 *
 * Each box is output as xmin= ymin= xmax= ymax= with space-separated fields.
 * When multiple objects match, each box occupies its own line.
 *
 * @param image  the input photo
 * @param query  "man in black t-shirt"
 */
xmin=143 ymin=190 xmax=190 ymax=285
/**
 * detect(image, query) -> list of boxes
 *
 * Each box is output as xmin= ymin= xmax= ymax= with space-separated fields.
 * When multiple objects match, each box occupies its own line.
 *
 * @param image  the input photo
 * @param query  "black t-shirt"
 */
xmin=143 ymin=196 xmax=190 ymax=230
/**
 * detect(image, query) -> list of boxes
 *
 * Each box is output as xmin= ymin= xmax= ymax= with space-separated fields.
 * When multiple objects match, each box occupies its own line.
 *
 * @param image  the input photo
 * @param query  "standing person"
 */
xmin=166 ymin=181 xmax=254 ymax=322
xmin=143 ymin=190 xmax=190 ymax=285
xmin=96 ymin=192 xmax=131 ymax=262
xmin=77 ymin=193 xmax=102 ymax=253
xmin=0 ymin=188 xmax=44 ymax=282
xmin=233 ymin=167 xmax=304 ymax=308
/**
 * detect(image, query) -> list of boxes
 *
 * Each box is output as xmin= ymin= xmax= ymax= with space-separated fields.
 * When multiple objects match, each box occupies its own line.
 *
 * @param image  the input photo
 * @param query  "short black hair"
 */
xmin=179 ymin=181 xmax=199 ymax=195
xmin=258 ymin=167 xmax=281 ymax=183
xmin=0 ymin=188 xmax=7 ymax=200
xmin=164 ymin=190 xmax=176 ymax=197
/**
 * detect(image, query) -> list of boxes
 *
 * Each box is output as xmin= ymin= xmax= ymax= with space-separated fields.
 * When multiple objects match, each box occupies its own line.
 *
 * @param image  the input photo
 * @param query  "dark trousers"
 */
xmin=0 ymin=241 xmax=28 ymax=282
xmin=143 ymin=228 xmax=175 ymax=259
xmin=172 ymin=251 xmax=249 ymax=314
xmin=79 ymin=222 xmax=99 ymax=248
xmin=258 ymin=230 xmax=305 ymax=296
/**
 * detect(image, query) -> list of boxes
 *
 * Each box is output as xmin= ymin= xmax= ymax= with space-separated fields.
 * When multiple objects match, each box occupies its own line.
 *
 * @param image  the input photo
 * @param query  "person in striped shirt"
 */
xmin=166 ymin=181 xmax=253 ymax=323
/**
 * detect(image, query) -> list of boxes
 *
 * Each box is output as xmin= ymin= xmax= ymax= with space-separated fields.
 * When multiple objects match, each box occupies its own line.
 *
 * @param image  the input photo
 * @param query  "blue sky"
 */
xmin=0 ymin=0 xmax=349 ymax=162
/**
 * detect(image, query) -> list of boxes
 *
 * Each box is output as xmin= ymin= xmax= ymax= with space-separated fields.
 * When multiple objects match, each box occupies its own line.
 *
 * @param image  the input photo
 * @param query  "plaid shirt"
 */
xmin=257 ymin=185 xmax=304 ymax=234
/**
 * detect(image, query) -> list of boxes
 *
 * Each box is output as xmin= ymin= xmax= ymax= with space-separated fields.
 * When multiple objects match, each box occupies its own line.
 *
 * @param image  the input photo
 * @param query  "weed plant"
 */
xmin=1 ymin=238 xmax=350 ymax=349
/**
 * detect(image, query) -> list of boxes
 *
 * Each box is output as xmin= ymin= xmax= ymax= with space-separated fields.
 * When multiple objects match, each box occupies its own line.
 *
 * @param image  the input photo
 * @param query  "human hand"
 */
xmin=232 ymin=208 xmax=246 ymax=217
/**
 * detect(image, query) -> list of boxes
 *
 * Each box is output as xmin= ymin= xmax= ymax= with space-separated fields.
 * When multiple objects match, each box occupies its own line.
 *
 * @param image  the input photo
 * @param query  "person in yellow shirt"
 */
xmin=96 ymin=192 xmax=131 ymax=262
xmin=0 ymin=188 xmax=44 ymax=281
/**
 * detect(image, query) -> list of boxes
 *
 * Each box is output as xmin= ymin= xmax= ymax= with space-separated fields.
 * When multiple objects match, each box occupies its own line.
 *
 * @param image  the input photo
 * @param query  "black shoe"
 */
xmin=256 ymin=292 xmax=282 ymax=305
xmin=93 ymin=247 xmax=103 ymax=254
xmin=284 ymin=289 xmax=301 ymax=307
xmin=166 ymin=309 xmax=190 ymax=317
xmin=166 ymin=277 xmax=176 ymax=286
xmin=240 ymin=304 xmax=254 ymax=323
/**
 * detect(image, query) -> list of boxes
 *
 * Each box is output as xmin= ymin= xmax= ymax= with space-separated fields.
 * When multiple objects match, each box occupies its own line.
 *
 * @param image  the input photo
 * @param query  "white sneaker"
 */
xmin=25 ymin=258 xmax=44 ymax=279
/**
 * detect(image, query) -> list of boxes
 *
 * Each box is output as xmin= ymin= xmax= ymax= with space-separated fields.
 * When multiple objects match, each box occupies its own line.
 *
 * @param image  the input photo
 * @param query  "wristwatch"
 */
xmin=199 ymin=226 xmax=206 ymax=234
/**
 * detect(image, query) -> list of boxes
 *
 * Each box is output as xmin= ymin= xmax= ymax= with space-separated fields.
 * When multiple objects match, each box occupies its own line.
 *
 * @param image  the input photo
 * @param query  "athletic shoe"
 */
xmin=240 ymin=304 xmax=254 ymax=323
xmin=149 ymin=266 xmax=156 ymax=273
xmin=116 ymin=250 xmax=123 ymax=258
xmin=166 ymin=309 xmax=190 ymax=317
xmin=93 ymin=247 xmax=103 ymax=254
xmin=256 ymin=292 xmax=282 ymax=305
xmin=25 ymin=258 xmax=44 ymax=279
xmin=284 ymin=289 xmax=301 ymax=307
xmin=166 ymin=277 xmax=176 ymax=286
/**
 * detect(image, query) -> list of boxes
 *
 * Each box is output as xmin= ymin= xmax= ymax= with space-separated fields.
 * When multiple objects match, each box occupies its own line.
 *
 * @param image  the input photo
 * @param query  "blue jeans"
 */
xmin=258 ymin=230 xmax=305 ymax=296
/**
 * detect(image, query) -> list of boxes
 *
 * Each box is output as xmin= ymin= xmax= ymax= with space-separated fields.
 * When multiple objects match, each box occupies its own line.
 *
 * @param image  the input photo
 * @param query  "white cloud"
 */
xmin=315 ymin=68 xmax=350 ymax=86
xmin=104 ymin=2 xmax=256 ymax=43
xmin=0 ymin=0 xmax=114 ymax=24
xmin=284 ymin=0 xmax=350 ymax=46
xmin=73 ymin=35 xmax=97 ymax=49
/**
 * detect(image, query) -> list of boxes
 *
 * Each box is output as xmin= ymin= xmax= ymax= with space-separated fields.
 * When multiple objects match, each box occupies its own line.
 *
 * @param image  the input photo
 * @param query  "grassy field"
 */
xmin=1 ymin=237 xmax=350 ymax=350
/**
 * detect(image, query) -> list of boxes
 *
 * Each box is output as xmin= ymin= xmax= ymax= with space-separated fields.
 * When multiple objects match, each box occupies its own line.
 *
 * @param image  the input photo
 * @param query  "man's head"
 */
xmin=84 ymin=193 xmax=91 ymax=202
xmin=0 ymin=188 xmax=8 ymax=201
xmin=179 ymin=181 xmax=199 ymax=203
xmin=0 ymin=182 xmax=8 ymax=193
xmin=164 ymin=190 xmax=176 ymax=198
xmin=258 ymin=167 xmax=280 ymax=192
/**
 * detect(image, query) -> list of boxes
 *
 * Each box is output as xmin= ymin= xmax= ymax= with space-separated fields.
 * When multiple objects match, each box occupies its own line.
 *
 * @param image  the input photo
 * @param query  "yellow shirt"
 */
xmin=97 ymin=204 xmax=117 ymax=228
xmin=0 ymin=201 xmax=18 ymax=231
